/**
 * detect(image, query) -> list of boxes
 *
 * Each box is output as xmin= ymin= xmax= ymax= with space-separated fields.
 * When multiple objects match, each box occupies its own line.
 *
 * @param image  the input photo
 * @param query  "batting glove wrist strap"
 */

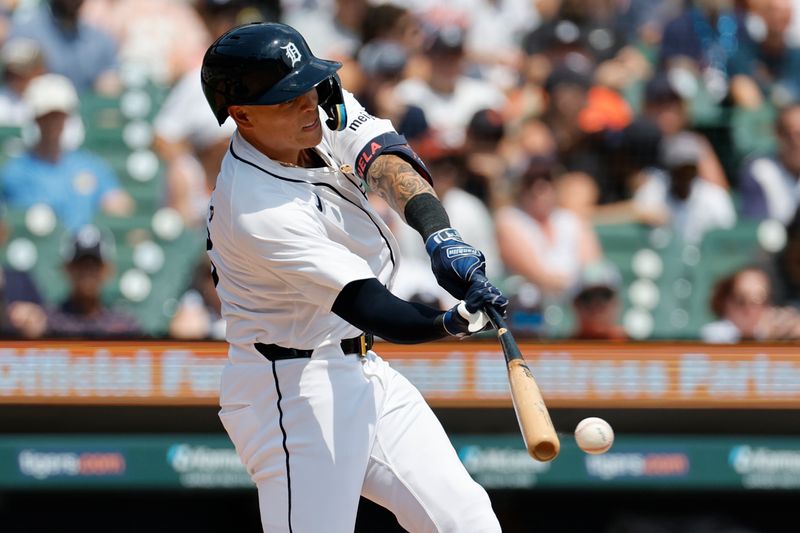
xmin=425 ymin=228 xmax=487 ymax=300
xmin=441 ymin=301 xmax=490 ymax=337
xmin=424 ymin=228 xmax=463 ymax=253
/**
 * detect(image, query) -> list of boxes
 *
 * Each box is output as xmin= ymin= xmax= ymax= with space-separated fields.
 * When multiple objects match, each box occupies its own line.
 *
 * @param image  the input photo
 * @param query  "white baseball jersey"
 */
xmin=207 ymin=90 xmax=401 ymax=363
xmin=209 ymin=89 xmax=500 ymax=532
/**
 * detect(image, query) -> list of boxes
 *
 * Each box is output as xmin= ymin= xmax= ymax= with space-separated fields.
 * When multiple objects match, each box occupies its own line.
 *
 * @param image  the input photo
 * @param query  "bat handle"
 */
xmin=484 ymin=305 xmax=524 ymax=362
xmin=484 ymin=305 xmax=506 ymax=331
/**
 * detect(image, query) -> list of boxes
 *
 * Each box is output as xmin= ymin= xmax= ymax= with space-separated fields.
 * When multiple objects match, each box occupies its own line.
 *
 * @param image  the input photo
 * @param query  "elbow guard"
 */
xmin=355 ymin=132 xmax=433 ymax=185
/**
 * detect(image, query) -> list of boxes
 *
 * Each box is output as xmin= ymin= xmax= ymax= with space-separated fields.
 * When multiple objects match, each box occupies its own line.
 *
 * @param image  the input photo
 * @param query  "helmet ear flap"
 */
xmin=317 ymin=75 xmax=347 ymax=131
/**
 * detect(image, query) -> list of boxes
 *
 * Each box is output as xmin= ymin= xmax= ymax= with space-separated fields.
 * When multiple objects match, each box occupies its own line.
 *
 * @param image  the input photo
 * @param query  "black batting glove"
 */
xmin=439 ymin=274 xmax=509 ymax=337
xmin=464 ymin=274 xmax=508 ymax=317
xmin=425 ymin=228 xmax=487 ymax=300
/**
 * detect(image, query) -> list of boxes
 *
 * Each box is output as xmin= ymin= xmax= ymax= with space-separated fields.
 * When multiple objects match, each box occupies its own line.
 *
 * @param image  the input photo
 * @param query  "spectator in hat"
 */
xmin=9 ymin=0 xmax=120 ymax=94
xmin=633 ymin=131 xmax=736 ymax=244
xmin=0 ymin=37 xmax=47 ymax=126
xmin=739 ymin=103 xmax=800 ymax=224
xmin=702 ymin=265 xmax=800 ymax=342
xmin=394 ymin=23 xmax=506 ymax=149
xmin=44 ymin=224 xmax=141 ymax=338
xmin=0 ymin=74 xmax=134 ymax=232
xmin=570 ymin=259 xmax=627 ymax=341
xmin=642 ymin=72 xmax=730 ymax=190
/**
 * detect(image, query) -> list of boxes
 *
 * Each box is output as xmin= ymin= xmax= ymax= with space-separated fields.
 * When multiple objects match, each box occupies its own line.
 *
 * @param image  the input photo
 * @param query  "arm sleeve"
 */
xmin=332 ymin=278 xmax=447 ymax=344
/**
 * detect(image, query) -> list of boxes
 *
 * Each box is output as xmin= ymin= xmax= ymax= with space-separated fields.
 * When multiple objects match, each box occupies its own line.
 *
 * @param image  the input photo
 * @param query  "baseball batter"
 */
xmin=201 ymin=23 xmax=508 ymax=532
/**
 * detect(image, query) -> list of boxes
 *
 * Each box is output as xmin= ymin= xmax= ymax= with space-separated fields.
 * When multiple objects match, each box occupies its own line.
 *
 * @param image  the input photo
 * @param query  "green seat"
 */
xmin=2 ymin=208 xmax=70 ymax=305
xmin=92 ymin=212 xmax=153 ymax=244
xmin=79 ymin=93 xmax=128 ymax=157
xmin=595 ymin=222 xmax=652 ymax=300
xmin=595 ymin=223 xmax=652 ymax=268
xmin=595 ymin=224 xmax=698 ymax=339
xmin=90 ymin=212 xmax=203 ymax=336
xmin=730 ymin=103 xmax=777 ymax=169
xmin=0 ymin=126 xmax=25 ymax=166
xmin=112 ymin=228 xmax=205 ymax=336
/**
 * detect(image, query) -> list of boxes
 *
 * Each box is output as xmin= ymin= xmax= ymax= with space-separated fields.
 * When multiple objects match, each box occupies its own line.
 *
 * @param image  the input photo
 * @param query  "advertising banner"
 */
xmin=0 ymin=435 xmax=253 ymax=489
xmin=0 ymin=341 xmax=799 ymax=408
xmin=2 ymin=435 xmax=800 ymax=490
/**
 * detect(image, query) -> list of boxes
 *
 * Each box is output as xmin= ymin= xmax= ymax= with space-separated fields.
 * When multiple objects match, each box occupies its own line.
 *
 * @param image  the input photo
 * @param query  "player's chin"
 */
xmin=299 ymin=118 xmax=323 ymax=145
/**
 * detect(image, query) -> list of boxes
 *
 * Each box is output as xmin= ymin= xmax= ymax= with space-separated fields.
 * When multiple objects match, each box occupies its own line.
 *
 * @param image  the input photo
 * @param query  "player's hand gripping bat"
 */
xmin=484 ymin=306 xmax=560 ymax=461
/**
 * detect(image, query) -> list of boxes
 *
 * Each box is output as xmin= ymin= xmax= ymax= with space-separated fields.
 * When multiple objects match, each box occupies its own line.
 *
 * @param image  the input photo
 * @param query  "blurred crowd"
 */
xmin=0 ymin=0 xmax=798 ymax=342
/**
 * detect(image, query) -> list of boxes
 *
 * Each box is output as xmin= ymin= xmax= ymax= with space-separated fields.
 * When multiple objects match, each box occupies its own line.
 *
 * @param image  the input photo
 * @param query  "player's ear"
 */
xmin=228 ymin=106 xmax=250 ymax=127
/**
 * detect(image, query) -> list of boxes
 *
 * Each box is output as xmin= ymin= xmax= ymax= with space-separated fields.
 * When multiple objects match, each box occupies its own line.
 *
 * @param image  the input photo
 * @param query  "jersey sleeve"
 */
xmin=236 ymin=199 xmax=376 ymax=312
xmin=322 ymin=89 xmax=396 ymax=170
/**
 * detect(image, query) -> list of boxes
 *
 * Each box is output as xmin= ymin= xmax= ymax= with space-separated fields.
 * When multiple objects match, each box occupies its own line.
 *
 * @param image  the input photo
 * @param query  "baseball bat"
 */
xmin=485 ymin=306 xmax=560 ymax=462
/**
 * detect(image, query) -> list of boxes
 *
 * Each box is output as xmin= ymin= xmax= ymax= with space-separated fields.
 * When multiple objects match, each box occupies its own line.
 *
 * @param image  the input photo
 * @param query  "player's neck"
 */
xmin=241 ymin=133 xmax=320 ymax=168
xmin=272 ymin=148 xmax=324 ymax=169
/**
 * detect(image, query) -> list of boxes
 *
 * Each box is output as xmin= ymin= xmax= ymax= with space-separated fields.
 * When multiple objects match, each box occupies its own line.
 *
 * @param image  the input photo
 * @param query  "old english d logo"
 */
xmin=281 ymin=42 xmax=302 ymax=67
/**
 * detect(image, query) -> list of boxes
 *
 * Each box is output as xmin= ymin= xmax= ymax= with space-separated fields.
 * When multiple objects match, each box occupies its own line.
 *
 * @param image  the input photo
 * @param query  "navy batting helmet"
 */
xmin=201 ymin=22 xmax=347 ymax=130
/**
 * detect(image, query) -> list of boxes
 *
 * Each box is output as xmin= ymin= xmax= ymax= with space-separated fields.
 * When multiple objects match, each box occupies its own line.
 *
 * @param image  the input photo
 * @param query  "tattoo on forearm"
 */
xmin=367 ymin=155 xmax=436 ymax=217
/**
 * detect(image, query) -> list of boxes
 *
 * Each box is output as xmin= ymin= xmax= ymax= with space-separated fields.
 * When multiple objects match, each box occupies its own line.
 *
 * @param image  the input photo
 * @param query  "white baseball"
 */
xmin=574 ymin=417 xmax=614 ymax=454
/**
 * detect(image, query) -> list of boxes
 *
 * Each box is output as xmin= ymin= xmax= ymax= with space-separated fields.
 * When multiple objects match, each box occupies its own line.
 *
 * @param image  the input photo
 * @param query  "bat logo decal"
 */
xmin=521 ymin=364 xmax=534 ymax=380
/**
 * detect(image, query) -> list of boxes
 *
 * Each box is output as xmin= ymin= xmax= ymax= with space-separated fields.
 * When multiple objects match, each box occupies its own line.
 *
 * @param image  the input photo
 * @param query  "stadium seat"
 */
xmin=730 ymin=104 xmax=778 ymax=169
xmin=595 ymin=223 xmax=696 ymax=339
xmin=2 ymin=207 xmax=70 ymax=304
xmin=79 ymin=93 xmax=126 ymax=152
xmin=112 ymin=229 xmax=205 ymax=336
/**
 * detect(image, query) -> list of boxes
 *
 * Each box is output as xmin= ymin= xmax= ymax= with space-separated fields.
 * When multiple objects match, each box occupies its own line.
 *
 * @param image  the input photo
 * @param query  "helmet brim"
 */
xmin=254 ymin=58 xmax=342 ymax=105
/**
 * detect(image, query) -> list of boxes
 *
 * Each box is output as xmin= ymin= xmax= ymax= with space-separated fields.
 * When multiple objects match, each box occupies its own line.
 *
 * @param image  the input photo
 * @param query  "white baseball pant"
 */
xmin=218 ymin=348 xmax=501 ymax=532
